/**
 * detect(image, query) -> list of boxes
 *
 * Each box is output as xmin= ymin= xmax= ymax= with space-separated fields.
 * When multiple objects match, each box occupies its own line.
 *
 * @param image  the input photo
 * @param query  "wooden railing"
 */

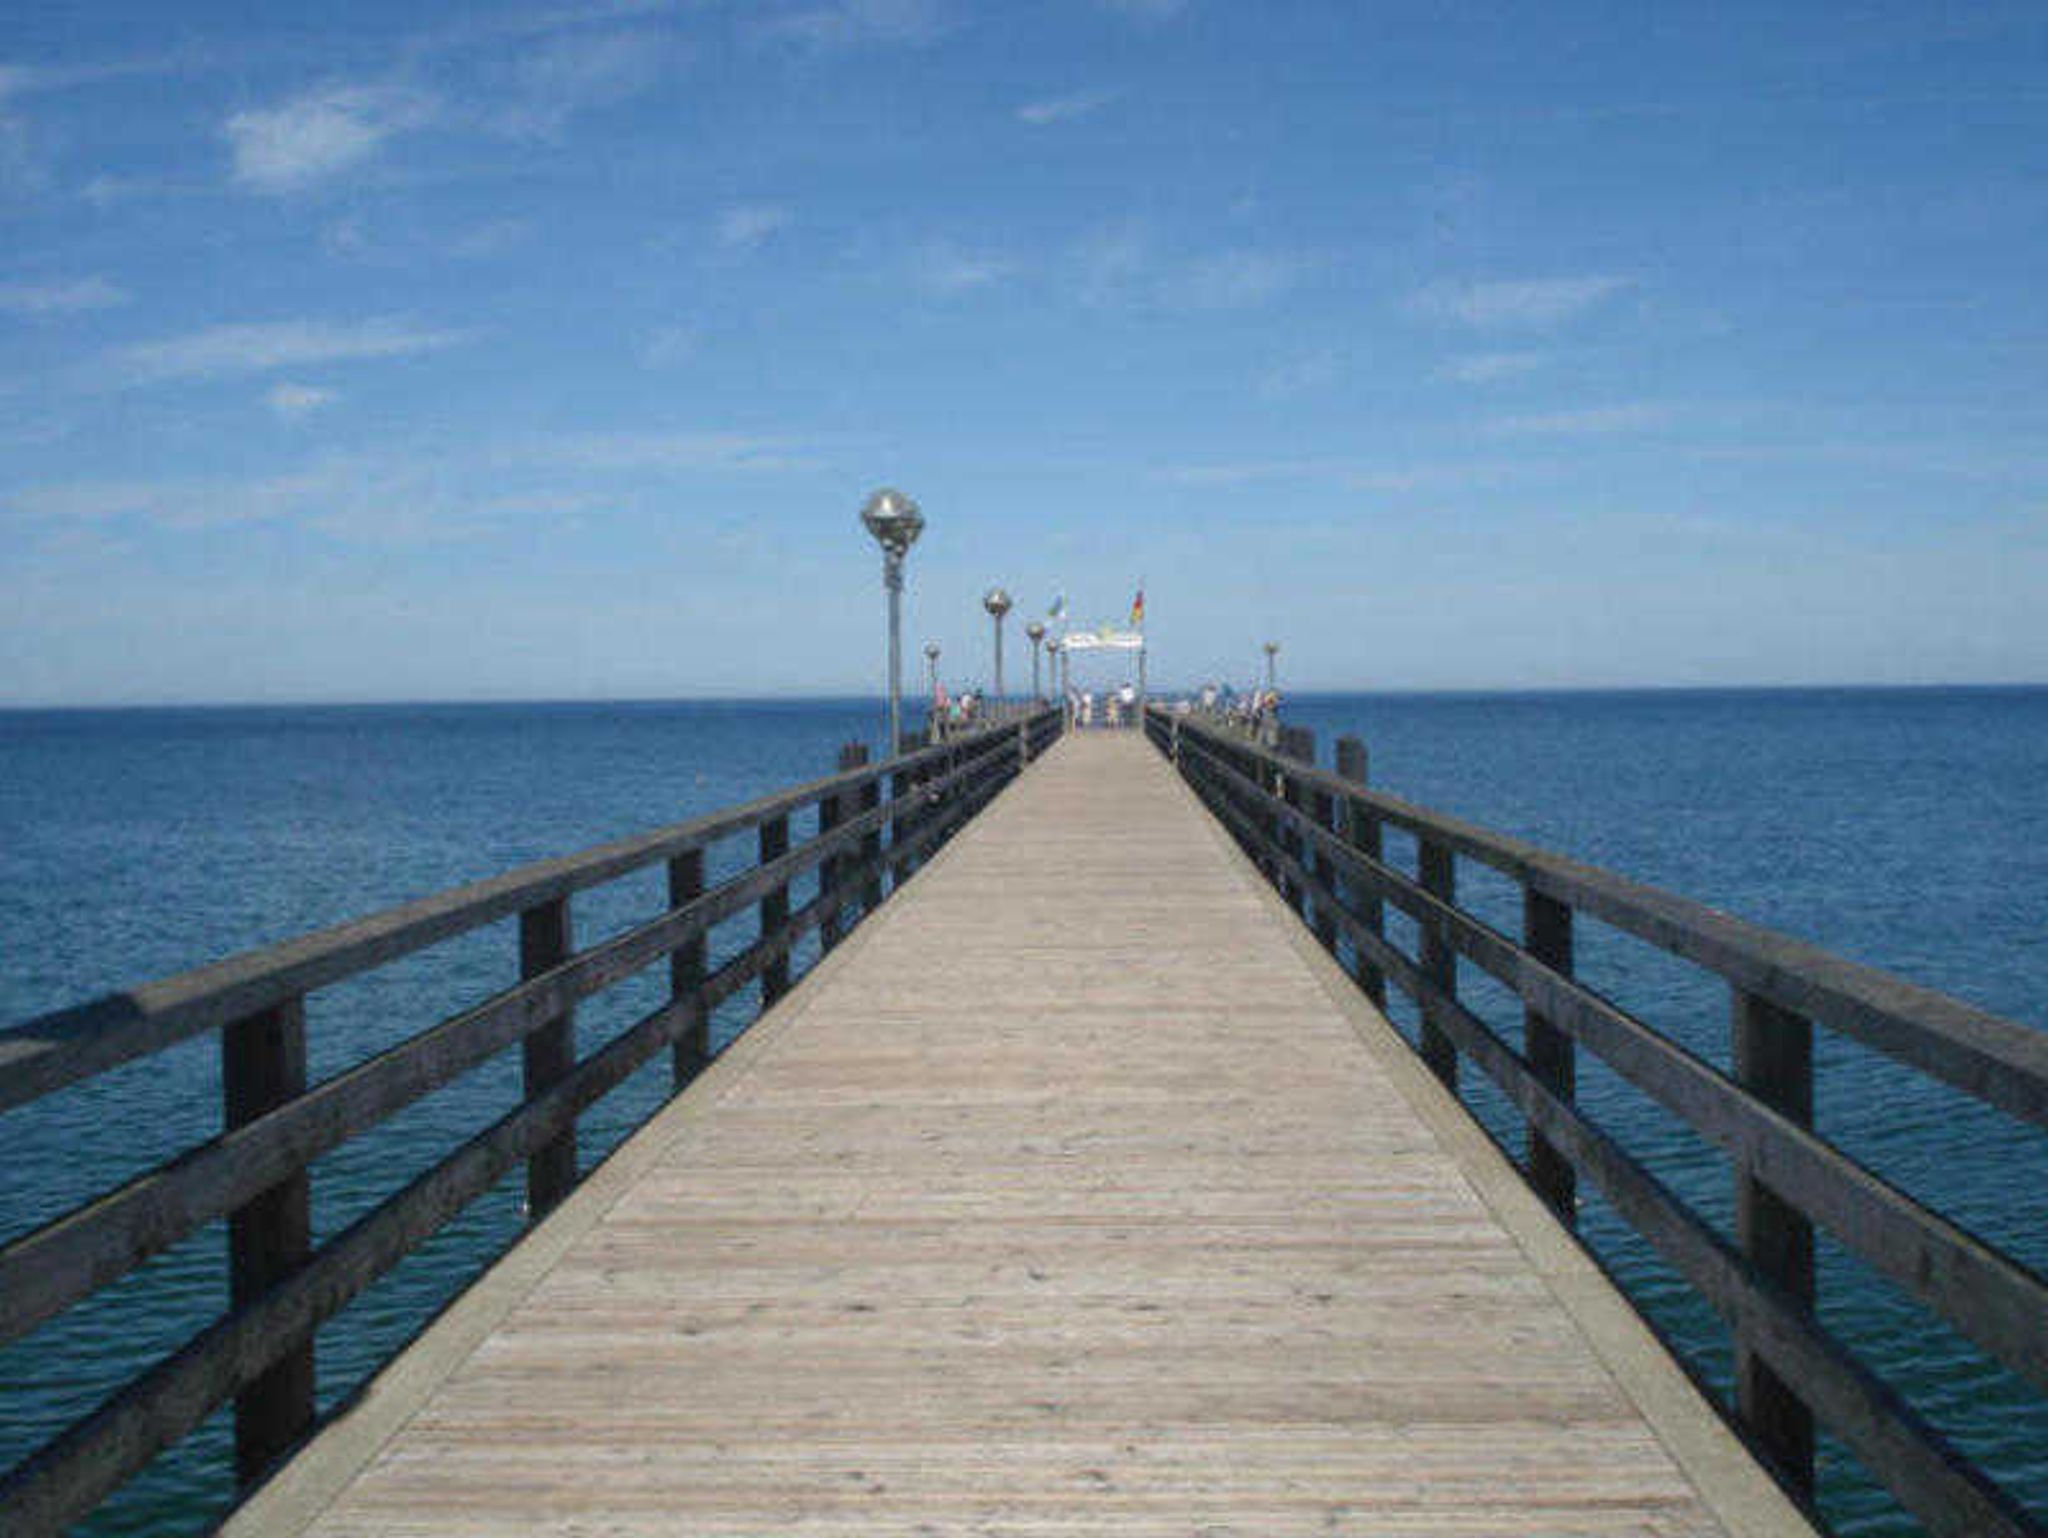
xmin=1145 ymin=704 xmax=2048 ymax=1538
xmin=0 ymin=706 xmax=1063 ymax=1536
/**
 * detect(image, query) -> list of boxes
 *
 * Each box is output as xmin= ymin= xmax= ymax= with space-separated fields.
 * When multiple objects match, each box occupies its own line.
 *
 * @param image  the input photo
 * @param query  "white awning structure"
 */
xmin=1057 ymin=626 xmax=1145 ymax=653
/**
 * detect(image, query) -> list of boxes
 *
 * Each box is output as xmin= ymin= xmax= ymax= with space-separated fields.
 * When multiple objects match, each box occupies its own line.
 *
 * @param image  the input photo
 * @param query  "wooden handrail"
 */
xmin=0 ymin=708 xmax=1060 ymax=1535
xmin=1147 ymin=703 xmax=2047 ymax=1537
xmin=1156 ymin=708 xmax=2048 ymax=1128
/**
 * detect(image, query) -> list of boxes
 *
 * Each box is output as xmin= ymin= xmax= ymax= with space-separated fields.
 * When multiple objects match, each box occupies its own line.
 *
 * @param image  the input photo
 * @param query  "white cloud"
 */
xmin=754 ymin=0 xmax=954 ymax=49
xmin=1017 ymin=89 xmax=1117 ymax=126
xmin=524 ymin=429 xmax=815 ymax=473
xmin=715 ymin=204 xmax=789 ymax=252
xmin=639 ymin=324 xmax=696 ymax=367
xmin=225 ymin=85 xmax=435 ymax=192
xmin=0 ymin=276 xmax=129 ymax=315
xmin=266 ymin=381 xmax=336 ymax=420
xmin=107 ymin=317 xmax=471 ymax=386
xmin=1435 ymin=351 xmax=1544 ymax=384
xmin=1257 ymin=350 xmax=1339 ymax=400
xmin=1492 ymin=403 xmax=1670 ymax=435
xmin=1171 ymin=249 xmax=1307 ymax=309
xmin=491 ymin=27 xmax=673 ymax=138
xmin=1411 ymin=275 xmax=1631 ymax=329
xmin=910 ymin=241 xmax=1013 ymax=294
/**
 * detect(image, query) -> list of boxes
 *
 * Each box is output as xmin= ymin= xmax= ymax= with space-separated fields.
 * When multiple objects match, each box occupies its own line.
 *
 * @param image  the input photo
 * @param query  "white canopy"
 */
xmin=1057 ymin=626 xmax=1145 ymax=653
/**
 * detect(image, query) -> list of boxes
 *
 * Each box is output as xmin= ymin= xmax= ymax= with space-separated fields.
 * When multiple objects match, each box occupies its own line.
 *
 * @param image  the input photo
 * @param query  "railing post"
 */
xmin=822 ymin=741 xmax=867 ymax=952
xmin=520 ymin=897 xmax=576 ymax=1218
xmin=1307 ymin=749 xmax=1338 ymax=954
xmin=759 ymin=814 xmax=791 ymax=1004
xmin=1523 ymin=889 xmax=1577 ymax=1224
xmin=222 ymin=997 xmax=313 ymax=1485
xmin=890 ymin=732 xmax=919 ymax=890
xmin=860 ymin=746 xmax=884 ymax=914
xmin=668 ymin=848 xmax=706 ymax=1087
xmin=1417 ymin=839 xmax=1458 ymax=1091
xmin=1733 ymin=987 xmax=1817 ymax=1496
xmin=1170 ymin=714 xmax=1182 ymax=766
xmin=1334 ymin=736 xmax=1386 ymax=1009
xmin=1278 ymin=726 xmax=1314 ymax=921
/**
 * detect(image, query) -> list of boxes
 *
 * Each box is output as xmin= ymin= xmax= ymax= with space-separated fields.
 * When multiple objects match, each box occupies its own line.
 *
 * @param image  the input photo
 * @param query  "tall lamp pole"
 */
xmin=860 ymin=488 xmax=925 ymax=753
xmin=924 ymin=641 xmax=941 ymax=696
xmin=1025 ymin=620 xmax=1047 ymax=698
xmin=983 ymin=586 xmax=1013 ymax=699
xmin=1263 ymin=639 xmax=1280 ymax=693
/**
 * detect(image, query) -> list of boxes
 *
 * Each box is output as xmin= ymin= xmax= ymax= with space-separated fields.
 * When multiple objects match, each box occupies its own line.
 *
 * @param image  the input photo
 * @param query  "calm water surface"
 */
xmin=2 ymin=690 xmax=2044 ymax=1535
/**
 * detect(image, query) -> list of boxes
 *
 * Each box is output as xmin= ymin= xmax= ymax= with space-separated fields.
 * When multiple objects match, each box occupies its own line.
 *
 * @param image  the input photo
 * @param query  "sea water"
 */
xmin=2 ymin=690 xmax=2043 ymax=1535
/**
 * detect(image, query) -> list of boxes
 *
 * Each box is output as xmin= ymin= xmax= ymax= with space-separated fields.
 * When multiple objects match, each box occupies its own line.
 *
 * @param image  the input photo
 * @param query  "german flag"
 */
xmin=1130 ymin=586 xmax=1145 ymax=628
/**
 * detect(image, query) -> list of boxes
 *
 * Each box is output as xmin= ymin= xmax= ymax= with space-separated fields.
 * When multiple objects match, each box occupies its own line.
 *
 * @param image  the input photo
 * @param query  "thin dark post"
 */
xmin=822 ymin=741 xmax=868 ymax=951
xmin=1334 ymin=736 xmax=1387 ymax=1008
xmin=668 ymin=848 xmax=706 ymax=1087
xmin=222 ymin=997 xmax=313 ymax=1484
xmin=1417 ymin=839 xmax=1458 ymax=1090
xmin=759 ymin=814 xmax=791 ymax=1004
xmin=890 ymin=731 xmax=919 ymax=889
xmin=1279 ymin=726 xmax=1315 ymax=920
xmin=860 ymin=752 xmax=884 ymax=914
xmin=1524 ymin=889 xmax=1577 ymax=1224
xmin=1734 ymin=987 xmax=1817 ymax=1496
xmin=1307 ymin=750 xmax=1338 ymax=954
xmin=520 ymin=898 xmax=576 ymax=1217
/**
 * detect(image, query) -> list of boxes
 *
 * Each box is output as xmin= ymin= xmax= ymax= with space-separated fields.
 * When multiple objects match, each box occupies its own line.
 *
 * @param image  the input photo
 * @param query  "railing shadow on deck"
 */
xmin=1145 ymin=702 xmax=2048 ymax=1538
xmin=0 ymin=707 xmax=1063 ymax=1537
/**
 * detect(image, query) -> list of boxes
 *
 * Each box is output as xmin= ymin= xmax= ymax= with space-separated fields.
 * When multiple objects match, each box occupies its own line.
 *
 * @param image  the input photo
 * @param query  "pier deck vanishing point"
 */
xmin=229 ymin=731 xmax=1807 ymax=1537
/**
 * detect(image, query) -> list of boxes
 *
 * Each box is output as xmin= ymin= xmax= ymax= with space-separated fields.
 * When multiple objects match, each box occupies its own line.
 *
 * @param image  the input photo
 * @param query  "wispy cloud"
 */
xmin=1411 ymin=275 xmax=1631 ymax=328
xmin=106 ymin=317 xmax=472 ymax=386
xmin=1099 ymin=0 xmax=1188 ymax=20
xmin=225 ymin=85 xmax=436 ymax=192
xmin=522 ymin=429 xmax=816 ymax=473
xmin=1170 ymin=248 xmax=1309 ymax=309
xmin=715 ymin=203 xmax=789 ymax=252
xmin=1492 ymin=402 xmax=1670 ymax=435
xmin=639 ymin=324 xmax=696 ymax=367
xmin=910 ymin=241 xmax=1014 ymax=294
xmin=1158 ymin=458 xmax=1531 ymax=492
xmin=1258 ymin=350 xmax=1340 ymax=400
xmin=266 ymin=381 xmax=336 ymax=420
xmin=1017 ymin=88 xmax=1117 ymax=126
xmin=752 ymin=0 xmax=954 ymax=49
xmin=1434 ymin=350 xmax=1544 ymax=384
xmin=487 ymin=26 xmax=675 ymax=138
xmin=0 ymin=276 xmax=129 ymax=315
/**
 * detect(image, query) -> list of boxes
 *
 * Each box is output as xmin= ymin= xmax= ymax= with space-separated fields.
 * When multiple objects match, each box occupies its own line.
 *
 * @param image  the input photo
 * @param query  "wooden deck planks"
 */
xmin=242 ymin=731 xmax=1807 ymax=1538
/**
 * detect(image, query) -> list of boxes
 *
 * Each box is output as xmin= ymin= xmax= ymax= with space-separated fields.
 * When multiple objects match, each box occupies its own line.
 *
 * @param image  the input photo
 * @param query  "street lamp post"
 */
xmin=859 ymin=488 xmax=925 ymax=753
xmin=983 ymin=586 xmax=1013 ymax=700
xmin=1025 ymin=619 xmax=1047 ymax=698
xmin=924 ymin=641 xmax=941 ymax=698
xmin=1263 ymin=640 xmax=1280 ymax=693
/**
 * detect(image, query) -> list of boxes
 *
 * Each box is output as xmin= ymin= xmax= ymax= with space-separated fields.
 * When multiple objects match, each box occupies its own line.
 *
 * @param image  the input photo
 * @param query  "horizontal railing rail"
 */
xmin=0 ymin=706 xmax=1063 ymax=1536
xmin=1145 ymin=703 xmax=2047 ymax=1538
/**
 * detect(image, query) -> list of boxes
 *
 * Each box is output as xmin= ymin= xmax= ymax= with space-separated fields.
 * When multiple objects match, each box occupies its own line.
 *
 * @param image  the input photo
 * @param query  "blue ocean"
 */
xmin=2 ymin=690 xmax=2044 ymax=1536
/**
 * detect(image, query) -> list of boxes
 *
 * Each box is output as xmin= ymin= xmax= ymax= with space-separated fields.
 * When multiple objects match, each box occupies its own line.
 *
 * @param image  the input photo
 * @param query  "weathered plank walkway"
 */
xmin=231 ymin=732 xmax=1809 ymax=1537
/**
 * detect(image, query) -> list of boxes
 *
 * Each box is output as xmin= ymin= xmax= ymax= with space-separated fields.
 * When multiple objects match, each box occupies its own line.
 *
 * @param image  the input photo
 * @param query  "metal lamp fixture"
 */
xmin=924 ymin=641 xmax=941 ymax=697
xmin=860 ymin=488 xmax=925 ymax=751
xmin=983 ymin=586 xmax=1013 ymax=699
xmin=1024 ymin=619 xmax=1047 ymax=699
xmin=1263 ymin=640 xmax=1280 ymax=692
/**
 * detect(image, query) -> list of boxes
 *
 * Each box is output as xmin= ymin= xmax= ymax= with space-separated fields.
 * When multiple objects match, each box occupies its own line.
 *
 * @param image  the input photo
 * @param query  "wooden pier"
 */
xmin=224 ymin=732 xmax=1803 ymax=1536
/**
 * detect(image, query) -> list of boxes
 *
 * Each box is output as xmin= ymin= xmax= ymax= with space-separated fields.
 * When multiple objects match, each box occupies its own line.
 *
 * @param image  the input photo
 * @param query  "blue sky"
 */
xmin=2 ymin=0 xmax=2045 ymax=703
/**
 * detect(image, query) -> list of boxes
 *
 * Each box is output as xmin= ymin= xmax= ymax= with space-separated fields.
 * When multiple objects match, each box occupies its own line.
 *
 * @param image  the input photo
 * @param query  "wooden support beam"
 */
xmin=519 ymin=899 xmax=576 ymax=1219
xmin=1734 ymin=986 xmax=1817 ymax=1497
xmin=667 ymin=848 xmax=705 ymax=1088
xmin=1524 ymin=889 xmax=1577 ymax=1225
xmin=222 ymin=997 xmax=313 ymax=1486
